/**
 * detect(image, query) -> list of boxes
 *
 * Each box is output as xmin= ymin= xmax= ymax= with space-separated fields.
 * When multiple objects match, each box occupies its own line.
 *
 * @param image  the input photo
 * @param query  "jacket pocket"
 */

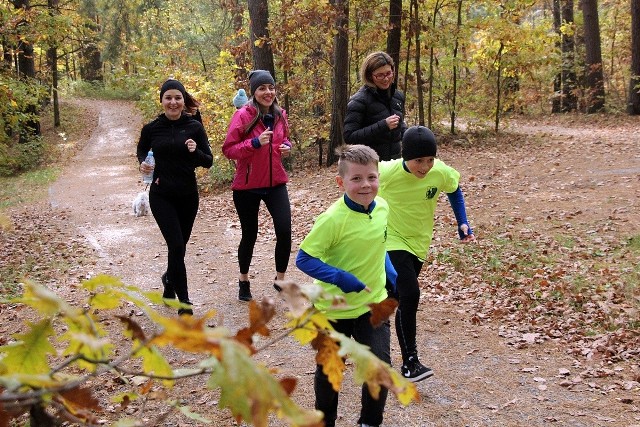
xmin=244 ymin=164 xmax=251 ymax=185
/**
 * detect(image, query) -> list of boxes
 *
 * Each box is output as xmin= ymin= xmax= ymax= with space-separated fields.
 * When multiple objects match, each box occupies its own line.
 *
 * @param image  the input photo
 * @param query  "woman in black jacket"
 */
xmin=137 ymin=79 xmax=213 ymax=316
xmin=343 ymin=51 xmax=407 ymax=161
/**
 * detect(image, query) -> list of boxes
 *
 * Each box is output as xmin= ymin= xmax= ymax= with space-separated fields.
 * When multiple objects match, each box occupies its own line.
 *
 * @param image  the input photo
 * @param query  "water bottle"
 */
xmin=142 ymin=150 xmax=154 ymax=184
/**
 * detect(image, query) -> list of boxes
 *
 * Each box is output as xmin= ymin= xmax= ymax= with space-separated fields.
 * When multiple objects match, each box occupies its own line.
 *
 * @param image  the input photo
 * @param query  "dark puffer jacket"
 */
xmin=343 ymin=83 xmax=407 ymax=161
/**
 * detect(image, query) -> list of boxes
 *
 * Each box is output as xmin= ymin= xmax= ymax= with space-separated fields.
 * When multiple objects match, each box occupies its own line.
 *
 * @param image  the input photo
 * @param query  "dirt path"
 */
xmin=43 ymin=100 xmax=639 ymax=426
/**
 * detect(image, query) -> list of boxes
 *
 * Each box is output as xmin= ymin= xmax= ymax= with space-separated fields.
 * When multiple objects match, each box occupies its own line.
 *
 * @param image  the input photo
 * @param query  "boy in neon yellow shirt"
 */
xmin=296 ymin=144 xmax=397 ymax=427
xmin=379 ymin=125 xmax=475 ymax=382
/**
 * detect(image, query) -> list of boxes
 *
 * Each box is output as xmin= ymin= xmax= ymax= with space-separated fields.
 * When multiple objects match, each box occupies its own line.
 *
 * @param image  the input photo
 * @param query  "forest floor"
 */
xmin=1 ymin=98 xmax=639 ymax=427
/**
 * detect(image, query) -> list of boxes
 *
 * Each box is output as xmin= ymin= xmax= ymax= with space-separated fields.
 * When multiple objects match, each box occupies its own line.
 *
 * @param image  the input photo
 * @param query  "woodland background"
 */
xmin=0 ymin=1 xmax=639 ymax=426
xmin=1 ymin=0 xmax=640 ymax=178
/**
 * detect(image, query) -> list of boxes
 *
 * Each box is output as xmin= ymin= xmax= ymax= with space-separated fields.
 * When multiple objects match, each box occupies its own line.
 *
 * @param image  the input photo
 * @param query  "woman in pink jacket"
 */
xmin=223 ymin=70 xmax=292 ymax=302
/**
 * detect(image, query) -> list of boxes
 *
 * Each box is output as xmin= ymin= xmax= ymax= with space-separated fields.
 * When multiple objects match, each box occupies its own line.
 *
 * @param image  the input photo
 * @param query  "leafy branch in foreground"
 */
xmin=0 ymin=276 xmax=418 ymax=426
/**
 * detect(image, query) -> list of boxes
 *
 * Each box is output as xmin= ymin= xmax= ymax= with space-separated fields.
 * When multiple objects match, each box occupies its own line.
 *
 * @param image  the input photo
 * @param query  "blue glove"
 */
xmin=334 ymin=270 xmax=366 ymax=293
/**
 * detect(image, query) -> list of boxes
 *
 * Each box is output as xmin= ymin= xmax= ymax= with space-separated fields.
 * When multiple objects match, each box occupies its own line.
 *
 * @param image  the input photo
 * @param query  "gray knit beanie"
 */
xmin=248 ymin=70 xmax=275 ymax=95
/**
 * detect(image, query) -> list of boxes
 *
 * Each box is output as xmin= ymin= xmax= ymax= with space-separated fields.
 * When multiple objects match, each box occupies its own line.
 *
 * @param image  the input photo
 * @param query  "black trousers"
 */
xmin=314 ymin=312 xmax=391 ymax=427
xmin=388 ymin=250 xmax=424 ymax=362
xmin=150 ymin=190 xmax=199 ymax=303
xmin=232 ymin=185 xmax=292 ymax=275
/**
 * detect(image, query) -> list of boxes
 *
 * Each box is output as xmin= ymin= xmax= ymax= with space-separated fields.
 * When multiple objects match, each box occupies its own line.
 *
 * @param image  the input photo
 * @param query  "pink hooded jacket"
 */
xmin=223 ymin=104 xmax=291 ymax=191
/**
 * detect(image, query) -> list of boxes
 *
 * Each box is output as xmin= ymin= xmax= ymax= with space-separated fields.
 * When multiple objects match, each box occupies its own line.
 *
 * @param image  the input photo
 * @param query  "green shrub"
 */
xmin=0 ymin=74 xmax=48 ymax=176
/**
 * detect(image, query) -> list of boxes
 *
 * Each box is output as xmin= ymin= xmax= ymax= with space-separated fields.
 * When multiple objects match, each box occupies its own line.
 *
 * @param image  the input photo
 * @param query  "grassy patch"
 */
xmin=430 ymin=224 xmax=640 ymax=337
xmin=0 ymin=167 xmax=59 ymax=209
xmin=0 ymin=101 xmax=96 ymax=210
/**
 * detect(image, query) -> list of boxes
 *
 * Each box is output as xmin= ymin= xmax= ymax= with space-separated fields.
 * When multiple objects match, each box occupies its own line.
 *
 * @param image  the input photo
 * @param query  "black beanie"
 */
xmin=160 ymin=79 xmax=186 ymax=101
xmin=249 ymin=70 xmax=275 ymax=95
xmin=402 ymin=126 xmax=437 ymax=160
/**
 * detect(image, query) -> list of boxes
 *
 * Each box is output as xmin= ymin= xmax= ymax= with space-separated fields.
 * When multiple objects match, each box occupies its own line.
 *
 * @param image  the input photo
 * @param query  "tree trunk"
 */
xmin=628 ymin=0 xmax=640 ymax=114
xmin=561 ymin=0 xmax=578 ymax=112
xmin=48 ymin=47 xmax=60 ymax=127
xmin=495 ymin=42 xmax=504 ymax=132
xmin=12 ymin=0 xmax=40 ymax=141
xmin=327 ymin=0 xmax=349 ymax=166
xmin=230 ymin=0 xmax=248 ymax=81
xmin=450 ymin=0 xmax=462 ymax=134
xmin=78 ymin=12 xmax=103 ymax=83
xmin=1 ymin=37 xmax=12 ymax=70
xmin=48 ymin=0 xmax=60 ymax=127
xmin=247 ymin=0 xmax=275 ymax=76
xmin=387 ymin=0 xmax=402 ymax=82
xmin=411 ymin=0 xmax=425 ymax=126
xmin=581 ymin=0 xmax=605 ymax=112
xmin=427 ymin=1 xmax=442 ymax=129
xmin=552 ymin=0 xmax=562 ymax=113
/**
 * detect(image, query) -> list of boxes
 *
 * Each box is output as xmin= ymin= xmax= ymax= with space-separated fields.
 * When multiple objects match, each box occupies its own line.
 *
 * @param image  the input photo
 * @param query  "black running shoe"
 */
xmin=161 ymin=272 xmax=175 ymax=300
xmin=401 ymin=355 xmax=434 ymax=383
xmin=238 ymin=280 xmax=252 ymax=301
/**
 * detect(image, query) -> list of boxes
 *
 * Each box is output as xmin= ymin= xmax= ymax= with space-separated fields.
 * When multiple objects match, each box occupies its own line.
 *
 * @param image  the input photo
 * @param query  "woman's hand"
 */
xmin=279 ymin=144 xmax=291 ymax=157
xmin=185 ymin=138 xmax=197 ymax=152
xmin=258 ymin=129 xmax=273 ymax=146
xmin=139 ymin=162 xmax=154 ymax=174
xmin=385 ymin=114 xmax=401 ymax=130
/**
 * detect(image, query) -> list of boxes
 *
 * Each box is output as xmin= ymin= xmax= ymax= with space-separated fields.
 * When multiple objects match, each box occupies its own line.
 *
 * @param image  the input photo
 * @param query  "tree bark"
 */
xmin=411 ymin=0 xmax=424 ymax=126
xmin=628 ymin=0 xmax=640 ymax=114
xmin=581 ymin=0 xmax=605 ymax=112
xmin=561 ymin=0 xmax=578 ymax=112
xmin=387 ymin=0 xmax=402 ymax=81
xmin=327 ymin=0 xmax=349 ymax=166
xmin=552 ymin=0 xmax=562 ymax=113
xmin=450 ymin=0 xmax=462 ymax=134
xmin=12 ymin=0 xmax=41 ymax=141
xmin=247 ymin=0 xmax=275 ymax=76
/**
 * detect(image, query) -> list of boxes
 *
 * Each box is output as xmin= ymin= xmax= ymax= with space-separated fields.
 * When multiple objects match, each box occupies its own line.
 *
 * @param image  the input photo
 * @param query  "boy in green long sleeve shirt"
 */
xmin=379 ymin=125 xmax=475 ymax=382
xmin=296 ymin=144 xmax=397 ymax=427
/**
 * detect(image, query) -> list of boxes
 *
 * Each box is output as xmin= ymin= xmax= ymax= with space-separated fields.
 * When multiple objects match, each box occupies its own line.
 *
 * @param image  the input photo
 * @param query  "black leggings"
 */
xmin=388 ymin=250 xmax=424 ymax=362
xmin=314 ymin=313 xmax=390 ymax=426
xmin=150 ymin=190 xmax=199 ymax=303
xmin=232 ymin=185 xmax=291 ymax=275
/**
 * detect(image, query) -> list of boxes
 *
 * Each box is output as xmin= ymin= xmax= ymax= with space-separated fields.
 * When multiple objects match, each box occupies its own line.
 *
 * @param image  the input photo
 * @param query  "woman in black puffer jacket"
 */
xmin=344 ymin=51 xmax=407 ymax=161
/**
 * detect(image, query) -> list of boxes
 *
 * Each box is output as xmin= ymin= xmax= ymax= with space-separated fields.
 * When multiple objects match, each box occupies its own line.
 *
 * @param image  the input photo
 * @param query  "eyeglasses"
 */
xmin=372 ymin=70 xmax=394 ymax=80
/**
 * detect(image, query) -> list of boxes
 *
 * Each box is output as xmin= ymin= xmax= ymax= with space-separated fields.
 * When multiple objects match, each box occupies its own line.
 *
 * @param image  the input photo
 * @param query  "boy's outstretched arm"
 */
xmin=296 ymin=249 xmax=369 ymax=293
xmin=446 ymin=186 xmax=476 ymax=243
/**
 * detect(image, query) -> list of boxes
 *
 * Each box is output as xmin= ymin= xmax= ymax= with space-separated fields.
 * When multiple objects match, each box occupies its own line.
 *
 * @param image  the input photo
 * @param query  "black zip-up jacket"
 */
xmin=343 ymin=83 xmax=407 ymax=161
xmin=136 ymin=113 xmax=213 ymax=196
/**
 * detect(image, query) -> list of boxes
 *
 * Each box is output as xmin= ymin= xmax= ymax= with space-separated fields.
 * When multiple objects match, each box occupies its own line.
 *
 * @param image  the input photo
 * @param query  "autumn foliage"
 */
xmin=0 ymin=276 xmax=417 ymax=426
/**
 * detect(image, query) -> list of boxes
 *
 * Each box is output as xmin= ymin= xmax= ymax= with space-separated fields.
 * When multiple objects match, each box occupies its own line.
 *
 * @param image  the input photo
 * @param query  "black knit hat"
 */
xmin=160 ymin=79 xmax=186 ymax=101
xmin=249 ymin=70 xmax=275 ymax=95
xmin=402 ymin=126 xmax=437 ymax=161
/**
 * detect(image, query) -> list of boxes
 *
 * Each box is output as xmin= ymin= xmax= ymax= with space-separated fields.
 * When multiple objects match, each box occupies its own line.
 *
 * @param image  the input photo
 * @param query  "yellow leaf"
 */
xmin=0 ymin=319 xmax=55 ymax=374
xmin=330 ymin=330 xmax=419 ymax=405
xmin=135 ymin=345 xmax=174 ymax=387
xmin=18 ymin=281 xmax=75 ymax=316
xmin=209 ymin=340 xmax=323 ymax=427
xmin=312 ymin=333 xmax=344 ymax=391
xmin=289 ymin=324 xmax=318 ymax=345
xmin=90 ymin=292 xmax=121 ymax=310
xmin=151 ymin=311 xmax=225 ymax=356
